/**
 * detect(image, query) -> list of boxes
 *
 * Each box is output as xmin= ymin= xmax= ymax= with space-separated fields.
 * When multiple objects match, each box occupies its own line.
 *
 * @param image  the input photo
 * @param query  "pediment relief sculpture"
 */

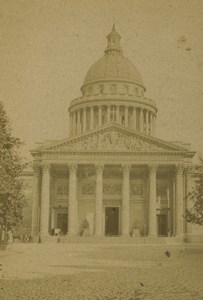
xmin=53 ymin=130 xmax=173 ymax=152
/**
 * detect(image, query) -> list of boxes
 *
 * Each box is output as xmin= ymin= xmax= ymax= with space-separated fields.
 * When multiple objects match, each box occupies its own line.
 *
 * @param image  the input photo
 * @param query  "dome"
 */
xmin=83 ymin=54 xmax=144 ymax=87
xmin=83 ymin=24 xmax=144 ymax=88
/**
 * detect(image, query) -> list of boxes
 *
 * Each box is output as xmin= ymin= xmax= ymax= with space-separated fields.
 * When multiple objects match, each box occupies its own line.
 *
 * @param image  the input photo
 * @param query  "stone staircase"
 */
xmin=36 ymin=235 xmax=184 ymax=244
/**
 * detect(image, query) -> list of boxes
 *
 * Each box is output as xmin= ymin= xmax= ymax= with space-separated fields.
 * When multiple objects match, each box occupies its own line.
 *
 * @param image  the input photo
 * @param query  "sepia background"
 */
xmin=0 ymin=0 xmax=202 ymax=160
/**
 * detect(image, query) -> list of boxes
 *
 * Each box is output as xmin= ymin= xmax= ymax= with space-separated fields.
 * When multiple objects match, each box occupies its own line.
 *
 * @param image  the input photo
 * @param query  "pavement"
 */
xmin=0 ymin=243 xmax=203 ymax=299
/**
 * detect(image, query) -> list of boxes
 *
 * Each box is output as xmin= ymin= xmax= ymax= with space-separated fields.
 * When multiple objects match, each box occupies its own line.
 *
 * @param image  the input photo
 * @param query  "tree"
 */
xmin=185 ymin=164 xmax=203 ymax=225
xmin=0 ymin=101 xmax=25 ymax=237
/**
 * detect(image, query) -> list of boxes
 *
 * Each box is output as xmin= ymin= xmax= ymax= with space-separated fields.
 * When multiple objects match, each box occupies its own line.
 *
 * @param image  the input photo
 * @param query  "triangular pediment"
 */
xmin=39 ymin=124 xmax=189 ymax=153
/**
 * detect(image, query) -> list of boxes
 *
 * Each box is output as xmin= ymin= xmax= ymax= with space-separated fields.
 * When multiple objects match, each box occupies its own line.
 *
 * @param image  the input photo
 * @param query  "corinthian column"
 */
xmin=68 ymin=164 xmax=78 ymax=235
xmin=175 ymin=165 xmax=184 ymax=236
xmin=148 ymin=164 xmax=157 ymax=236
xmin=32 ymin=164 xmax=41 ymax=236
xmin=40 ymin=164 xmax=51 ymax=235
xmin=121 ymin=164 xmax=131 ymax=236
xmin=95 ymin=164 xmax=104 ymax=236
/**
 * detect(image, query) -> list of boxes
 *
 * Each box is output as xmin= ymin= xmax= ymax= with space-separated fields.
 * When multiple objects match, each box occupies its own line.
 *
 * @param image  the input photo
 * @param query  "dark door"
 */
xmin=105 ymin=207 xmax=119 ymax=236
xmin=157 ymin=214 xmax=167 ymax=236
xmin=57 ymin=213 xmax=68 ymax=235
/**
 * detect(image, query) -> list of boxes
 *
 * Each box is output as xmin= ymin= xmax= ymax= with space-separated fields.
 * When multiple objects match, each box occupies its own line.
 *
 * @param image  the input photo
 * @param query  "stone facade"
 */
xmin=30 ymin=25 xmax=197 ymax=241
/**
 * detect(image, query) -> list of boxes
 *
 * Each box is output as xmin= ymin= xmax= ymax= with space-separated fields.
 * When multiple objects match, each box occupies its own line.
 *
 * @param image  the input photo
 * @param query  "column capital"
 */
xmin=95 ymin=164 xmax=104 ymax=174
xmin=175 ymin=164 xmax=184 ymax=175
xmin=148 ymin=164 xmax=158 ymax=174
xmin=183 ymin=165 xmax=194 ymax=175
xmin=41 ymin=163 xmax=51 ymax=173
xmin=68 ymin=163 xmax=78 ymax=173
xmin=121 ymin=164 xmax=131 ymax=174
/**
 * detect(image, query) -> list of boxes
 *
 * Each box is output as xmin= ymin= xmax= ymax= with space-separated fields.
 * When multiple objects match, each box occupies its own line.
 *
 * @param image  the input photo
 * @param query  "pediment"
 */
xmin=41 ymin=125 xmax=188 ymax=153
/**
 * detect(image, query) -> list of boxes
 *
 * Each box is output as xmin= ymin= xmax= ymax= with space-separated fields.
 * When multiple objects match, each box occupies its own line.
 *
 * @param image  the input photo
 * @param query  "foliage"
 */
xmin=0 ymin=101 xmax=25 ymax=231
xmin=185 ymin=167 xmax=203 ymax=225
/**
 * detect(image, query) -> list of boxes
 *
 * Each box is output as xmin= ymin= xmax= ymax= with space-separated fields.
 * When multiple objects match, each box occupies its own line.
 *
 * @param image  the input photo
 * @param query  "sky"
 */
xmin=0 ymin=0 xmax=203 ymax=161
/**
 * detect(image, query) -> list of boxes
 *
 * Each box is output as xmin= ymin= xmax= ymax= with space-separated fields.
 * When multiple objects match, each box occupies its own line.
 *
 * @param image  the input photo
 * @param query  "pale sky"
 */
xmin=0 ymin=0 xmax=203 ymax=160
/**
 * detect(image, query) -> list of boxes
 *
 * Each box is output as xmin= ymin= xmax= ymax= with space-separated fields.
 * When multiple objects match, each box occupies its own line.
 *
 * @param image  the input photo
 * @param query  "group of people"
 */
xmin=0 ymin=224 xmax=34 ymax=245
xmin=18 ymin=234 xmax=33 ymax=243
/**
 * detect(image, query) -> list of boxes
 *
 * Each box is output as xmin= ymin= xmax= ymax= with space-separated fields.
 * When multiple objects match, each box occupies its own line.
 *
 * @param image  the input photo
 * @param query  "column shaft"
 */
xmin=145 ymin=110 xmax=149 ymax=134
xmin=153 ymin=115 xmax=157 ymax=136
xmin=133 ymin=107 xmax=136 ymax=130
xmin=139 ymin=109 xmax=144 ymax=133
xmin=32 ymin=164 xmax=40 ymax=236
xmin=95 ymin=164 xmax=104 ymax=236
xmin=69 ymin=113 xmax=72 ymax=137
xmin=107 ymin=105 xmax=110 ymax=123
xmin=148 ymin=165 xmax=157 ymax=235
xmin=175 ymin=165 xmax=184 ymax=235
xmin=98 ymin=106 xmax=102 ymax=127
xmin=77 ymin=110 xmax=80 ymax=135
xmin=72 ymin=111 xmax=76 ymax=135
xmin=121 ymin=164 xmax=131 ymax=236
xmin=40 ymin=164 xmax=51 ymax=235
xmin=149 ymin=112 xmax=152 ymax=135
xmin=116 ymin=105 xmax=120 ymax=123
xmin=68 ymin=164 xmax=78 ymax=235
xmin=90 ymin=106 xmax=94 ymax=130
xmin=83 ymin=108 xmax=87 ymax=133
xmin=125 ymin=106 xmax=128 ymax=127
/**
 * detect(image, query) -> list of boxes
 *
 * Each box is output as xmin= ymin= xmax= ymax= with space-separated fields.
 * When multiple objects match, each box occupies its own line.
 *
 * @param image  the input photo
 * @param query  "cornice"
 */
xmin=69 ymin=96 xmax=157 ymax=112
xmin=81 ymin=78 xmax=146 ymax=90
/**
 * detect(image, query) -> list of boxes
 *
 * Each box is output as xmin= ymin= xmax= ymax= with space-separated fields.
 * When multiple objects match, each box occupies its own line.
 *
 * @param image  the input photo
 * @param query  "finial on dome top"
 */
xmin=105 ymin=23 xmax=123 ymax=54
xmin=111 ymin=21 xmax=116 ymax=33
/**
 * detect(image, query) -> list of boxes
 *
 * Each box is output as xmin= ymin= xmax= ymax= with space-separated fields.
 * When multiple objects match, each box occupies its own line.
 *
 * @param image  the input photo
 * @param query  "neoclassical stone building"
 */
xmin=31 ymin=25 xmax=195 ymax=241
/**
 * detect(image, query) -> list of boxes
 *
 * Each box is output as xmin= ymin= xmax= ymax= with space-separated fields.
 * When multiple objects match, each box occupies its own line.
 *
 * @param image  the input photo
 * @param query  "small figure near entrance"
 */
xmin=167 ymin=228 xmax=172 ymax=237
xmin=132 ymin=222 xmax=141 ymax=237
xmin=82 ymin=219 xmax=90 ymax=237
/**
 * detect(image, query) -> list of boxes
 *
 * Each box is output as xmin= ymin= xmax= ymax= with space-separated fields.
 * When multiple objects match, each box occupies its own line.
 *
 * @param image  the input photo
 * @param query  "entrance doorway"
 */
xmin=56 ymin=213 xmax=68 ymax=235
xmin=157 ymin=214 xmax=167 ymax=236
xmin=105 ymin=207 xmax=119 ymax=236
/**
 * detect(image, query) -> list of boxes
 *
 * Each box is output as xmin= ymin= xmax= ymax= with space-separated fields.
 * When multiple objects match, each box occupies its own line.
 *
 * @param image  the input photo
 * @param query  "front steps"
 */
xmin=34 ymin=235 xmax=184 ymax=244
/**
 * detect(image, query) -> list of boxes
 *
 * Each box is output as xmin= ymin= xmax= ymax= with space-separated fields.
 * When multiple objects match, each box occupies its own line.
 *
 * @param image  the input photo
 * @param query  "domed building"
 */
xmin=31 ymin=25 xmax=196 ymax=242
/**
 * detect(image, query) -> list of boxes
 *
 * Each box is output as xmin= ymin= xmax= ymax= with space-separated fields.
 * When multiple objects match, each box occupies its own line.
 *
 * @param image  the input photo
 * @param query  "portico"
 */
xmin=31 ymin=150 xmax=189 ymax=239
